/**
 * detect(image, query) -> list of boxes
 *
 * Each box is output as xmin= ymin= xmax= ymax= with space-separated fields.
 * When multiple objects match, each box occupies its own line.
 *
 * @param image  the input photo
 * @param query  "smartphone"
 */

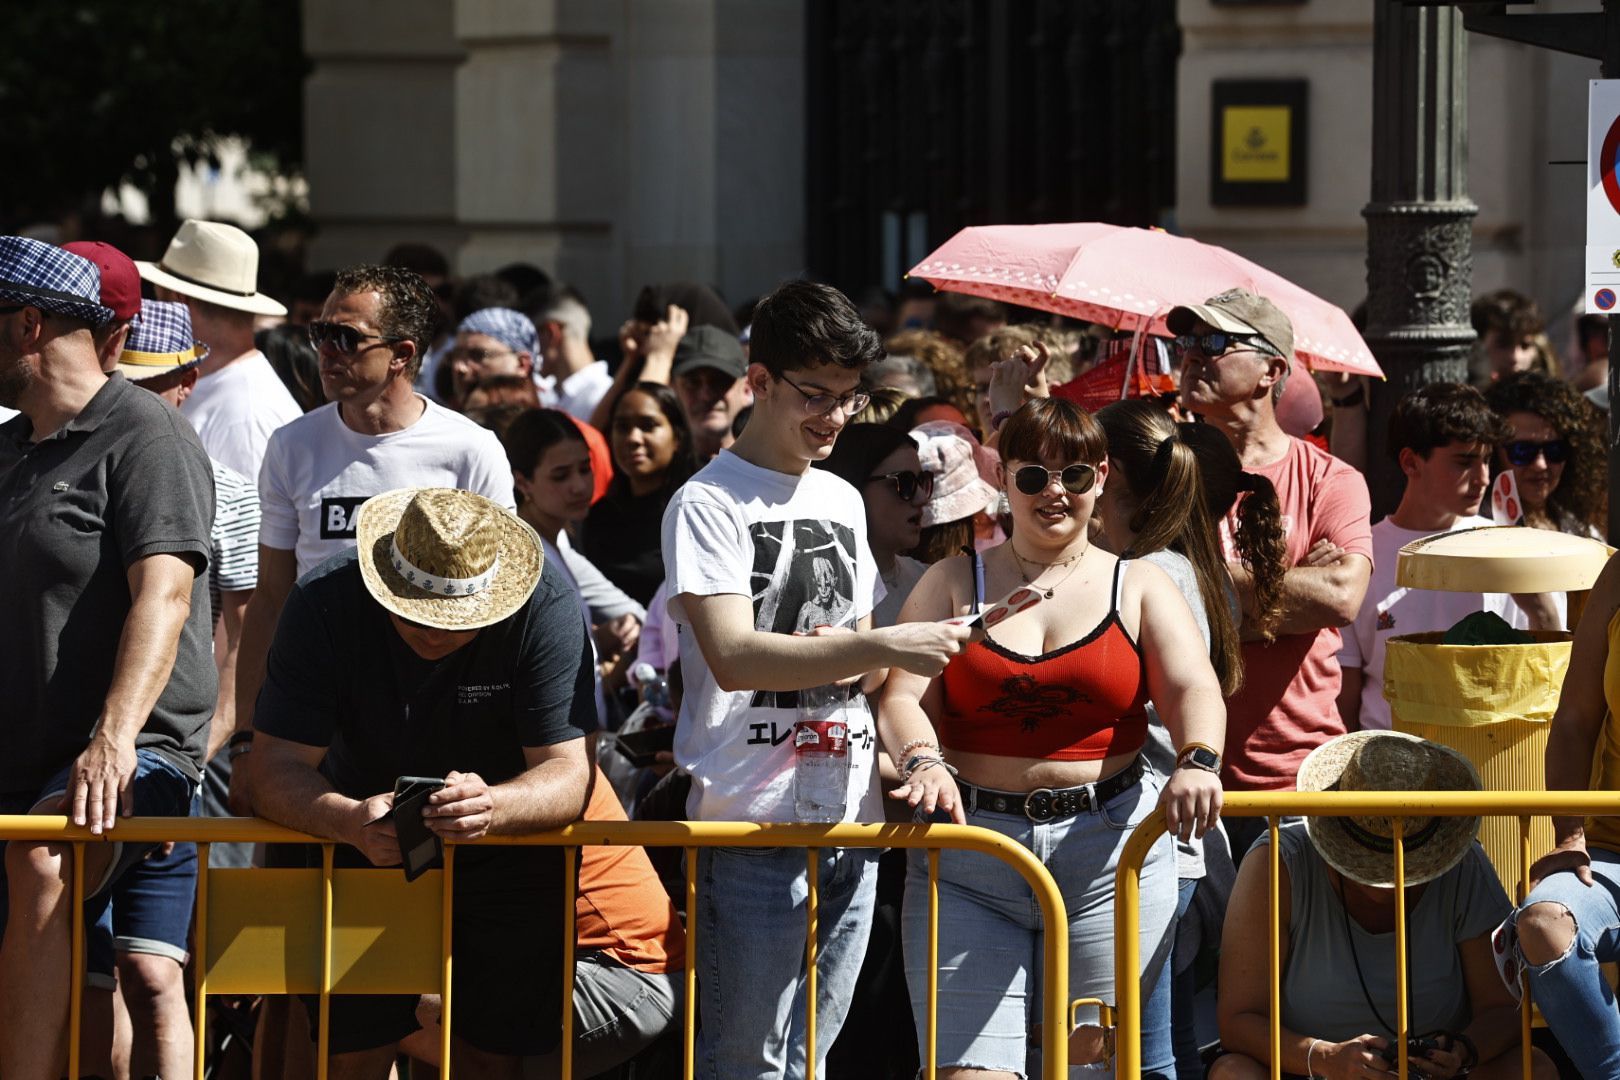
xmin=391 ymin=776 xmax=447 ymax=881
xmin=612 ymin=726 xmax=675 ymax=769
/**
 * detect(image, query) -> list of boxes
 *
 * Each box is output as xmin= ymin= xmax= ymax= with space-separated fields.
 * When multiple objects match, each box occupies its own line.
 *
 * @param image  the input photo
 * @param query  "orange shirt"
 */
xmin=576 ymin=768 xmax=686 ymax=973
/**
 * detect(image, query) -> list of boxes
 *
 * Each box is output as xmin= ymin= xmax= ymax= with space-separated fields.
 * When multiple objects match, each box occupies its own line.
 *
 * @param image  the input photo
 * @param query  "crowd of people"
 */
xmin=0 ymin=218 xmax=1615 ymax=1080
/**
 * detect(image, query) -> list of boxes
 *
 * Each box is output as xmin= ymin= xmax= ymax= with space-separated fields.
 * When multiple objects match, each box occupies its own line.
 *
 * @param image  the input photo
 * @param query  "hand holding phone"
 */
xmin=391 ymin=776 xmax=447 ymax=881
xmin=422 ymin=770 xmax=496 ymax=844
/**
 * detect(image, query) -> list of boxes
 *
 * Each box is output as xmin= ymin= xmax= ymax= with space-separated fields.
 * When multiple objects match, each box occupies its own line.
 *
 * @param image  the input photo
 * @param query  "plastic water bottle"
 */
xmin=794 ymin=684 xmax=851 ymax=822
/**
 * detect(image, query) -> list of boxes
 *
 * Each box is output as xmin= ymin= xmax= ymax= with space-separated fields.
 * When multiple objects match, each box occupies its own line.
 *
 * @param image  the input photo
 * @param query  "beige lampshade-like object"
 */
xmin=1395 ymin=525 xmax=1613 ymax=594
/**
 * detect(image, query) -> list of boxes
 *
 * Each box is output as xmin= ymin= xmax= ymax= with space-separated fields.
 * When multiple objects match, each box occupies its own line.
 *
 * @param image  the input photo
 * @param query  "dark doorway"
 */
xmin=805 ymin=0 xmax=1181 ymax=298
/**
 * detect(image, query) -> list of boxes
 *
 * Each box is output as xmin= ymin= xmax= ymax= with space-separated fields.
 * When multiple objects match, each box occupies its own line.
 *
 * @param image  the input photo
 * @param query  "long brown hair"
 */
xmin=1096 ymin=401 xmax=1243 ymax=695
xmin=1177 ymin=421 xmax=1287 ymax=641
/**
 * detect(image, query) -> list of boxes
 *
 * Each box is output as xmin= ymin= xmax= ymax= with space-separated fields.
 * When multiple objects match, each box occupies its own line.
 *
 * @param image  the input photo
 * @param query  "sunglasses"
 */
xmin=308 ymin=320 xmax=402 ymax=356
xmin=867 ymin=469 xmax=935 ymax=502
xmin=777 ymin=372 xmax=871 ymax=417
xmin=1173 ymin=331 xmax=1274 ymax=357
xmin=1503 ymin=439 xmax=1569 ymax=466
xmin=1012 ymin=463 xmax=1097 ymax=497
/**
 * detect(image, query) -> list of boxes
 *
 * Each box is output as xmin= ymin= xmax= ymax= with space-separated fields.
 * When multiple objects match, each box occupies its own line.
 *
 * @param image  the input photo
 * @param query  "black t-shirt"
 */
xmin=582 ymin=484 xmax=670 ymax=607
xmin=0 ymin=375 xmax=216 ymax=790
xmin=254 ymin=549 xmax=596 ymax=799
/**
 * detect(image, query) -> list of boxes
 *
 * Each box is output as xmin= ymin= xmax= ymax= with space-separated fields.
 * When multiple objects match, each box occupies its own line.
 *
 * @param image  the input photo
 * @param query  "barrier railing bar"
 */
xmin=1268 ymin=816 xmax=1280 ymax=1080
xmin=1519 ymin=816 xmax=1533 ymax=1080
xmin=442 ymin=844 xmax=456 ymax=1080
xmin=0 ymin=818 xmax=1069 ymax=1079
xmin=1393 ymin=821 xmax=1408 ymax=1080
xmin=927 ymin=847 xmax=939 ymax=1080
xmin=194 ymin=841 xmax=210 ymax=1080
xmin=684 ymin=845 xmax=697 ymax=1080
xmin=68 ymin=841 xmax=84 ymax=1080
xmin=318 ymin=843 xmax=333 ymax=1080
xmin=806 ymin=848 xmax=819 ymax=1080
xmin=1114 ymin=793 xmax=1620 ymax=1080
xmin=562 ymin=844 xmax=577 ymax=1080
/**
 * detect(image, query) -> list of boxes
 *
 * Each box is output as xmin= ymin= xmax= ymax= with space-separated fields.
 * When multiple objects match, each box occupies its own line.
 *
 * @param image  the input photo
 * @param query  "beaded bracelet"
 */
xmin=897 ymin=738 xmax=941 ymax=763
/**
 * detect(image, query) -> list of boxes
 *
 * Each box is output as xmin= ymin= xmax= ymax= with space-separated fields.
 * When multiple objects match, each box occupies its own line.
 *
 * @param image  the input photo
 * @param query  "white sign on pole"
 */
xmin=1587 ymin=81 xmax=1620 ymax=313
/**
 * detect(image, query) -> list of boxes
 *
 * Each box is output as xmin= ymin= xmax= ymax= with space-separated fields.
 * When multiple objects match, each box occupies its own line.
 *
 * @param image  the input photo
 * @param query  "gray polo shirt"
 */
xmin=0 ymin=374 xmax=217 ymax=791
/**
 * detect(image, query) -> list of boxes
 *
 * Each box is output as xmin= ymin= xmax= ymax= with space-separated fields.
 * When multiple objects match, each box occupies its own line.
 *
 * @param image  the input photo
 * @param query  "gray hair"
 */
xmin=867 ymin=353 xmax=937 ymax=398
xmin=539 ymin=292 xmax=592 ymax=344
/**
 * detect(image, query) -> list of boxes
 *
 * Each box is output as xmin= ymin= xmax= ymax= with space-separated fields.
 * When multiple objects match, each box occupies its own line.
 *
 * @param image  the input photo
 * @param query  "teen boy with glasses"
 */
xmin=661 ymin=280 xmax=971 ymax=1079
xmin=1169 ymin=288 xmax=1374 ymax=857
xmin=231 ymin=265 xmax=514 ymax=812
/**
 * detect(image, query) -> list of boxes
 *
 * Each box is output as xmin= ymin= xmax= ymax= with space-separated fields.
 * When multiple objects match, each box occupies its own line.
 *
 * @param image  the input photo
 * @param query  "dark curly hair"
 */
xmin=1484 ymin=370 xmax=1606 ymax=529
xmin=332 ymin=264 xmax=441 ymax=380
xmin=749 ymin=280 xmax=884 ymax=378
xmin=1386 ymin=382 xmax=1510 ymax=462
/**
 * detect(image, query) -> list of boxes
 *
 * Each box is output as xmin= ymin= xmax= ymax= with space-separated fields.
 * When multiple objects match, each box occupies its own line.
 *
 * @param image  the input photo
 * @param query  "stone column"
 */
xmin=1362 ymin=1 xmax=1477 ymax=518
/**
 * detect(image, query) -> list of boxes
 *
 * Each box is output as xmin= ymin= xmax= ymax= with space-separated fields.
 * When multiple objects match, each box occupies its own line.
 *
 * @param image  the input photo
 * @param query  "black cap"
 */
xmin=672 ymin=325 xmax=747 ymax=381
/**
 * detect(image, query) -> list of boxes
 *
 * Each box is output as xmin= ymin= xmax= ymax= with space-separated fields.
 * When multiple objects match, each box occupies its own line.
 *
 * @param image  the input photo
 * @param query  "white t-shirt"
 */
xmin=181 ymin=351 xmax=302 ymax=481
xmin=661 ymin=449 xmax=882 ymax=823
xmin=259 ymin=397 xmax=516 ymax=576
xmin=1339 ymin=516 xmax=1516 ymax=731
xmin=554 ymin=360 xmax=613 ymax=422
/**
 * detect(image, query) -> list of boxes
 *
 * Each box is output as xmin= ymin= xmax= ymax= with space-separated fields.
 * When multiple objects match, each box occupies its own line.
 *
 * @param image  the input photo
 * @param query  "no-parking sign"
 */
xmin=1587 ymin=81 xmax=1620 ymax=312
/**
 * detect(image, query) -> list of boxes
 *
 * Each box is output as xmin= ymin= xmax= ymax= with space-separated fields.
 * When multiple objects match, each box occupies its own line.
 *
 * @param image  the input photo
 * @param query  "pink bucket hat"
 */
xmin=912 ymin=421 xmax=1000 ymax=527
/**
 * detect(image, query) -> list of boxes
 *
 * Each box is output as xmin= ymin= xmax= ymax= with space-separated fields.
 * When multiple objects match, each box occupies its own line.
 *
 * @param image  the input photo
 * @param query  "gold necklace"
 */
xmin=1010 ymin=544 xmax=1088 ymax=599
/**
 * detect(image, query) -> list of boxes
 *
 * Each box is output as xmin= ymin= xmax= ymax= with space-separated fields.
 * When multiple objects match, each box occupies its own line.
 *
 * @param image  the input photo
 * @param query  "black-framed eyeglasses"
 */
xmin=867 ymin=469 xmax=935 ymax=502
xmin=1503 ymin=439 xmax=1570 ymax=466
xmin=1174 ymin=331 xmax=1274 ymax=358
xmin=308 ymin=320 xmax=404 ymax=356
xmin=1012 ymin=462 xmax=1097 ymax=497
xmin=777 ymin=372 xmax=871 ymax=417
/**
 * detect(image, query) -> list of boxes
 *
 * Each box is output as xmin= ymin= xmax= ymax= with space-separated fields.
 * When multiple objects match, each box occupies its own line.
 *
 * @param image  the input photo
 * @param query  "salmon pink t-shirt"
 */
xmin=1220 ymin=437 xmax=1373 ymax=791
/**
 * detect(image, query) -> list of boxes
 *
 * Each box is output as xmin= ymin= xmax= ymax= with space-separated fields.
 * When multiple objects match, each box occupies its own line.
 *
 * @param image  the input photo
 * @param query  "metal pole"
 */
xmin=1364 ymin=1 xmax=1478 ymax=520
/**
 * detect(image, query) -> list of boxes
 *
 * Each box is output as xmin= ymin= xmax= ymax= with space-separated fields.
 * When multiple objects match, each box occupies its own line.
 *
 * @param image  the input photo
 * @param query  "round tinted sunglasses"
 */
xmin=1503 ymin=439 xmax=1569 ymax=466
xmin=1012 ymin=463 xmax=1097 ymax=497
xmin=867 ymin=469 xmax=935 ymax=502
xmin=307 ymin=320 xmax=404 ymax=356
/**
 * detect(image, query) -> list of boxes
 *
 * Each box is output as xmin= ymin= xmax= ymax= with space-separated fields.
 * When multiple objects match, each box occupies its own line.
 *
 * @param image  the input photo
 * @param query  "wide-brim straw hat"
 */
xmin=1298 ymin=730 xmax=1481 ymax=888
xmin=137 ymin=219 xmax=287 ymax=317
xmin=355 ymin=488 xmax=543 ymax=631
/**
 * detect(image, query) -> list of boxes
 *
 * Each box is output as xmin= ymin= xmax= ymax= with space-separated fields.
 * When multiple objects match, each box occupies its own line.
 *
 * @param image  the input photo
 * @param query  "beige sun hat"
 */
xmin=137 ymin=219 xmax=288 ymax=317
xmin=1298 ymin=730 xmax=1481 ymax=889
xmin=355 ymin=488 xmax=544 ymax=631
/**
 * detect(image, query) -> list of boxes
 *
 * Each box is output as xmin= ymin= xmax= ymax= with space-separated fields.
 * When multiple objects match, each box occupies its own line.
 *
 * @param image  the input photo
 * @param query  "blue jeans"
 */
xmin=1517 ymin=846 xmax=1620 ymax=1078
xmin=696 ymin=845 xmax=878 ymax=1080
xmin=901 ymin=772 xmax=1177 ymax=1079
xmin=1169 ymin=878 xmax=1202 ymax=1080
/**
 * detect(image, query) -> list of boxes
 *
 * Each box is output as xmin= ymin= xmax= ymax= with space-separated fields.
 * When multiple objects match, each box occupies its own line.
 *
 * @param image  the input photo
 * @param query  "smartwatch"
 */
xmin=1176 ymin=743 xmax=1221 ymax=774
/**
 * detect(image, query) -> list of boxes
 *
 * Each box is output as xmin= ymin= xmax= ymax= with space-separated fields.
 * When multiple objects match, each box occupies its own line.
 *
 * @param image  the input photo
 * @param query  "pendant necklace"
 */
xmin=1010 ymin=544 xmax=1087 ymax=600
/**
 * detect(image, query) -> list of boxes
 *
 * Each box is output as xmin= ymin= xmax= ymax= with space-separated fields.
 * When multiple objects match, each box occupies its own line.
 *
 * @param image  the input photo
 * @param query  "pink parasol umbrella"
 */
xmin=908 ymin=222 xmax=1382 ymax=378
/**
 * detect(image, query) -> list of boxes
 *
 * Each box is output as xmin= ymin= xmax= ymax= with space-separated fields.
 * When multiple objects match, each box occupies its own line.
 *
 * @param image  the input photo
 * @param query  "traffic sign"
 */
xmin=1587 ymin=81 xmax=1620 ymax=311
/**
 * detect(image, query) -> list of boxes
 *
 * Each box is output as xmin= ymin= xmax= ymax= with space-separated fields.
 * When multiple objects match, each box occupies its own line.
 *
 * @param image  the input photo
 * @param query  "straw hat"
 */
xmin=1298 ymin=730 xmax=1481 ymax=888
xmin=354 ymin=488 xmax=544 ymax=631
xmin=137 ymin=219 xmax=287 ymax=317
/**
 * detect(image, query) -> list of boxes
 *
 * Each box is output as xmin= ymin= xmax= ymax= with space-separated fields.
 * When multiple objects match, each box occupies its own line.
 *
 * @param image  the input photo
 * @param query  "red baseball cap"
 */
xmin=61 ymin=241 xmax=142 ymax=323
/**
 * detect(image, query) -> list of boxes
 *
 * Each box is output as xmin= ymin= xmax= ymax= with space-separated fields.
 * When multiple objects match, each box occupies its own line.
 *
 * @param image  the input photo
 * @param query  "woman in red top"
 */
xmin=880 ymin=397 xmax=1225 ymax=1078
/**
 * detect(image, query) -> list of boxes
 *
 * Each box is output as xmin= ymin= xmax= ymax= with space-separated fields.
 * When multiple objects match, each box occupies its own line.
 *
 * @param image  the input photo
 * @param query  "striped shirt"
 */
xmin=211 ymin=461 xmax=260 ymax=620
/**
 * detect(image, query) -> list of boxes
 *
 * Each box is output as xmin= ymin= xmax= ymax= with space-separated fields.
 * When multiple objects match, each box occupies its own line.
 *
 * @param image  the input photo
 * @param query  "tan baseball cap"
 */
xmin=1166 ymin=288 xmax=1294 ymax=362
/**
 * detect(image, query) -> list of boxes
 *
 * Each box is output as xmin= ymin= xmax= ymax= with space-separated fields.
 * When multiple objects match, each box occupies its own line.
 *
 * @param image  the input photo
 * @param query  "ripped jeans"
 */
xmin=1516 ymin=846 xmax=1620 ymax=1079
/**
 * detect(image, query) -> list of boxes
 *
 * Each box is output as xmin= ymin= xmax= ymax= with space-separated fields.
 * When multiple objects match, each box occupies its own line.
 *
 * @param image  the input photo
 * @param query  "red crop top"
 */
xmin=937 ymin=555 xmax=1149 ymax=761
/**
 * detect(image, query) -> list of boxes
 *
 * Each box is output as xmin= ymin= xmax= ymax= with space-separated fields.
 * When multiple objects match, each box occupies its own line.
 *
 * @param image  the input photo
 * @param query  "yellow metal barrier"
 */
xmin=0 ymin=816 xmax=1071 ymax=1080
xmin=1113 ymin=792 xmax=1620 ymax=1080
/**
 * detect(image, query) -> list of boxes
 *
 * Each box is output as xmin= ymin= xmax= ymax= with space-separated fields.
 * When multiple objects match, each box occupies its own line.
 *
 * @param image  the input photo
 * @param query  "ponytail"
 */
xmin=1233 ymin=472 xmax=1286 ymax=642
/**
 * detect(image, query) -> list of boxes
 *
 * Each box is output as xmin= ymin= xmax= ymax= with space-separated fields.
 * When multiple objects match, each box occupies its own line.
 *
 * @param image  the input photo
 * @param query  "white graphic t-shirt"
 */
xmin=260 ymin=397 xmax=516 ymax=576
xmin=662 ymin=449 xmax=882 ymax=823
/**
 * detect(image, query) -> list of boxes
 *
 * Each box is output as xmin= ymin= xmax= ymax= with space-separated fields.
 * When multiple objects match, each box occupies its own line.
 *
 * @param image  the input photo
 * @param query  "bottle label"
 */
xmin=794 ymin=720 xmax=848 ymax=754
